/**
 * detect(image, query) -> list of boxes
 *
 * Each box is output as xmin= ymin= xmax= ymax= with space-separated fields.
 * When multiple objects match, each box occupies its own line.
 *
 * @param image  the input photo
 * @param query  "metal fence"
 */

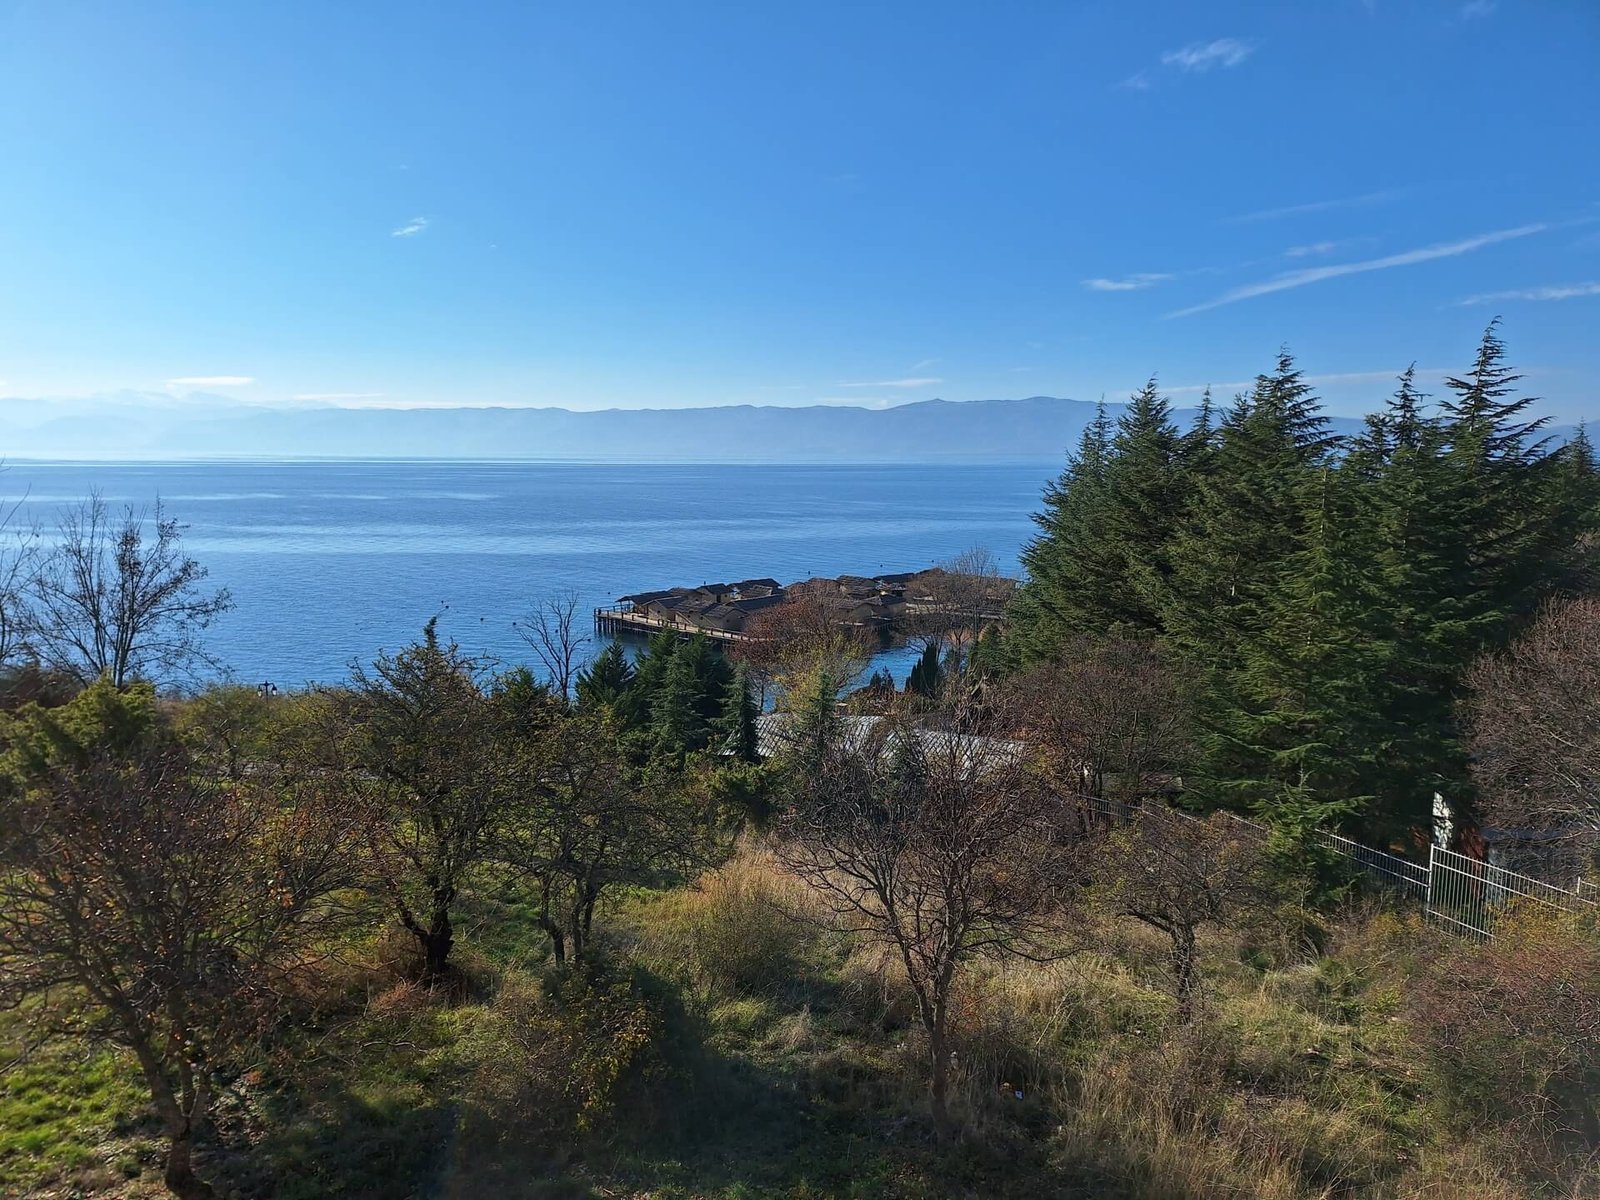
xmin=1424 ymin=844 xmax=1596 ymax=939
xmin=1065 ymin=792 xmax=1594 ymax=940
xmin=1314 ymin=830 xmax=1431 ymax=904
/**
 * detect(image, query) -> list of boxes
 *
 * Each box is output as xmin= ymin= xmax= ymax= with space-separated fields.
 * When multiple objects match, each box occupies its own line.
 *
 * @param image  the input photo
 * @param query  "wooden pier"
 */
xmin=595 ymin=566 xmax=1015 ymax=648
xmin=593 ymin=606 xmax=755 ymax=645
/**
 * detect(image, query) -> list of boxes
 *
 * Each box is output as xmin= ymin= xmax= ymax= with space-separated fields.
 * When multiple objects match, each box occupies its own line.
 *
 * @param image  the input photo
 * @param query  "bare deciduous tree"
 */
xmin=1092 ymin=809 xmax=1276 ymax=1022
xmin=1009 ymin=636 xmax=1192 ymax=802
xmin=1466 ymin=596 xmax=1600 ymax=852
xmin=0 ymin=490 xmax=40 ymax=671
xmin=513 ymin=589 xmax=590 ymax=705
xmin=775 ymin=705 xmax=1076 ymax=1133
xmin=27 ymin=495 xmax=232 ymax=688
xmin=911 ymin=547 xmax=1011 ymax=673
xmin=0 ymin=681 xmax=356 ymax=1200
xmin=735 ymin=594 xmax=874 ymax=708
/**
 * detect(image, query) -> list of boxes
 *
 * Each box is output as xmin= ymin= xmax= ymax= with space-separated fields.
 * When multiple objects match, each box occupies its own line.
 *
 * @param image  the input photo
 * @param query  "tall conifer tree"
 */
xmin=716 ymin=662 xmax=760 ymax=762
xmin=1011 ymin=401 xmax=1117 ymax=661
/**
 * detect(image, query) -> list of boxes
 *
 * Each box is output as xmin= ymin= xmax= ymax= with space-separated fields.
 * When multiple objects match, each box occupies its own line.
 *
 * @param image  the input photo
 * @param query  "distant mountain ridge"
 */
xmin=0 ymin=392 xmax=1572 ymax=463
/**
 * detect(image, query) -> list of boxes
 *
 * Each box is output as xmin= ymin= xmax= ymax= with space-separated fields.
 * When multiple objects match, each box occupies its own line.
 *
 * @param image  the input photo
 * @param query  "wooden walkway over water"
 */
xmin=593 ymin=606 xmax=755 ymax=644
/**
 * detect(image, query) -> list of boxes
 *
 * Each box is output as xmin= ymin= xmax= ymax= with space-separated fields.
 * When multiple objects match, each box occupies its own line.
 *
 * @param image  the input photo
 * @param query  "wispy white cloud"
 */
xmin=909 ymin=357 xmax=941 ymax=371
xmin=1169 ymin=223 xmax=1549 ymax=317
xmin=1082 ymin=273 xmax=1175 ymax=292
xmin=1119 ymin=36 xmax=1255 ymax=91
xmin=1161 ymin=38 xmax=1256 ymax=72
xmin=166 ymin=375 xmax=254 ymax=387
xmin=1230 ymin=189 xmax=1401 ymax=224
xmin=838 ymin=377 xmax=942 ymax=388
xmin=391 ymin=216 xmax=429 ymax=238
xmin=1283 ymin=239 xmax=1378 ymax=258
xmin=1459 ymin=282 xmax=1600 ymax=305
xmin=292 ymin=391 xmax=387 ymax=401
xmin=1458 ymin=0 xmax=1496 ymax=19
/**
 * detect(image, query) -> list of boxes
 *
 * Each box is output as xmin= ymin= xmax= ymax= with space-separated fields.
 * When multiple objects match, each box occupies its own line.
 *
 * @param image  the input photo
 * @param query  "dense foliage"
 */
xmin=1009 ymin=325 xmax=1598 ymax=841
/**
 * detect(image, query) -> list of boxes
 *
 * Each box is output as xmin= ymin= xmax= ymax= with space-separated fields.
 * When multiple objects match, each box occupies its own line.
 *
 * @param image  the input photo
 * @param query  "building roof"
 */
xmin=697 ymin=603 xmax=749 ymax=631
xmin=618 ymin=588 xmax=685 ymax=605
xmin=753 ymin=712 xmax=1027 ymax=772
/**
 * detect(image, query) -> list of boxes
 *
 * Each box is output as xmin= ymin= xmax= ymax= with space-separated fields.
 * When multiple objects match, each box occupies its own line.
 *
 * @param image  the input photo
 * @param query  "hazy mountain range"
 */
xmin=0 ymin=392 xmax=1573 ymax=463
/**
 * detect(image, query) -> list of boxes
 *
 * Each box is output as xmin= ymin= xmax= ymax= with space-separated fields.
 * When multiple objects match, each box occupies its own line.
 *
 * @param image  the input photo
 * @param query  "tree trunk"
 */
xmin=580 ymin=891 xmax=596 ymax=948
xmin=570 ymin=916 xmax=586 ymax=964
xmin=163 ymin=1124 xmax=213 ymax=1200
xmin=423 ymin=904 xmax=454 ymax=979
xmin=927 ymin=1023 xmax=953 ymax=1136
xmin=1172 ymin=926 xmax=1199 ymax=1023
xmin=539 ymin=916 xmax=566 ymax=964
xmin=124 ymin=1023 xmax=213 ymax=1200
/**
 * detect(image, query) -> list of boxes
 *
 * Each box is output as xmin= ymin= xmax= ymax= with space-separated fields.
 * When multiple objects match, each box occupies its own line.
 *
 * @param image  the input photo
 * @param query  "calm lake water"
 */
xmin=0 ymin=460 xmax=1057 ymax=687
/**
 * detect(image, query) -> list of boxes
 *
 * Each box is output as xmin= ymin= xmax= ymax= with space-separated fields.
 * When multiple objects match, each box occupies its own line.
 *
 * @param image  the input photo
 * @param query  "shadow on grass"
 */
xmin=197 ymin=962 xmax=1097 ymax=1200
xmin=439 ymin=973 xmax=1085 ymax=1200
xmin=218 ymin=1078 xmax=457 ymax=1200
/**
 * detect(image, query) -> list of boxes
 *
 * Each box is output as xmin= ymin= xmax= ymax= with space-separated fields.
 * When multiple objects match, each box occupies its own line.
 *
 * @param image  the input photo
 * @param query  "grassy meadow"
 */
xmin=4 ymin=844 xmax=1585 ymax=1200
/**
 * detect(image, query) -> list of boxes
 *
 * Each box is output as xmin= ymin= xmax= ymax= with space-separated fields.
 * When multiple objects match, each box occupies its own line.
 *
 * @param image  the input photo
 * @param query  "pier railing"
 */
xmin=594 ymin=606 xmax=755 ymax=644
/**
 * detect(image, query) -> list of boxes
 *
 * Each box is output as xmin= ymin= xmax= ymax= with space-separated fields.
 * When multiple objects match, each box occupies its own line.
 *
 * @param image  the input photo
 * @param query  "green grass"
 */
xmin=0 ymin=878 xmax=1582 ymax=1199
xmin=0 ymin=1019 xmax=153 ymax=1195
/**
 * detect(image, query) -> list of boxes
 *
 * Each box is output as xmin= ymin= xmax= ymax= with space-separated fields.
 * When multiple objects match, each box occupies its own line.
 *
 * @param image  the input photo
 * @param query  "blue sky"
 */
xmin=1 ymin=1 xmax=1596 ymax=418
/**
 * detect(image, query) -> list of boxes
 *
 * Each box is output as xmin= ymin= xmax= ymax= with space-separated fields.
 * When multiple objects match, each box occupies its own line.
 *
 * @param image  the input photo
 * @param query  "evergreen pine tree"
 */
xmin=1331 ymin=371 xmax=1468 ymax=836
xmin=621 ymin=630 xmax=680 ymax=730
xmin=651 ymin=644 xmax=709 ymax=760
xmin=1181 ymin=386 xmax=1216 ymax=464
xmin=1161 ymin=352 xmax=1335 ymax=683
xmin=782 ymin=663 xmax=842 ymax=783
xmin=907 ymin=640 xmax=943 ymax=698
xmin=1160 ymin=352 xmax=1339 ymax=807
xmin=1553 ymin=424 xmax=1600 ymax=558
xmin=966 ymin=624 xmax=1008 ymax=680
xmin=1213 ymin=464 xmax=1387 ymax=820
xmin=1008 ymin=376 xmax=1193 ymax=652
xmin=1437 ymin=320 xmax=1574 ymax=636
xmin=575 ymin=640 xmax=635 ymax=711
xmin=1010 ymin=401 xmax=1118 ymax=662
xmin=715 ymin=661 xmax=760 ymax=762
xmin=1103 ymin=377 xmax=1192 ymax=632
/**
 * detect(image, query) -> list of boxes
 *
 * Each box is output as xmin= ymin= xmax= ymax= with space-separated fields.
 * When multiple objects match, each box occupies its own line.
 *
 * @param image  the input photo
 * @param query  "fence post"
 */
xmin=1425 ymin=842 xmax=1436 ymax=923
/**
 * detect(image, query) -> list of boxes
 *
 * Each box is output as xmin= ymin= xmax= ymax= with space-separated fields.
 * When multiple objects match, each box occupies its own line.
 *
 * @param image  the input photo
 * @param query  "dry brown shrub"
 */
xmin=632 ymin=845 xmax=820 ymax=997
xmin=1409 ymin=904 xmax=1600 ymax=1171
